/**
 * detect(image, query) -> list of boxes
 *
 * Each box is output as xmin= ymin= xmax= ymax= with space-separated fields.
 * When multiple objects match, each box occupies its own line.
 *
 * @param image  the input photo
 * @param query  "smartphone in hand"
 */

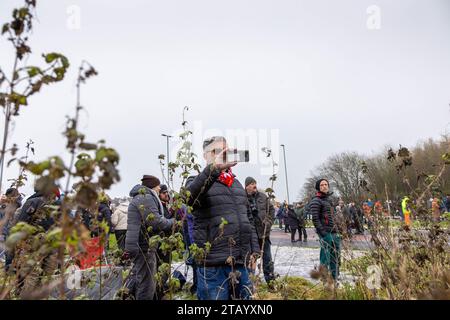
xmin=225 ymin=149 xmax=250 ymax=163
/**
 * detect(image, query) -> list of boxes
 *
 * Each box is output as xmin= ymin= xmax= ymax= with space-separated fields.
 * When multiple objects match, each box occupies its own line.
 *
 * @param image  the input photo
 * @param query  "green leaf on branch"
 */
xmin=1 ymin=23 xmax=9 ymax=35
xmin=44 ymin=53 xmax=59 ymax=63
xmin=442 ymin=152 xmax=450 ymax=165
xmin=26 ymin=160 xmax=50 ymax=175
xmin=78 ymin=142 xmax=97 ymax=150
xmin=27 ymin=66 xmax=41 ymax=77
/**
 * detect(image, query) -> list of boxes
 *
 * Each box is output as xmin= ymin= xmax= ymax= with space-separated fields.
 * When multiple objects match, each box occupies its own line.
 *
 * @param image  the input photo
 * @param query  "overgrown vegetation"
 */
xmin=0 ymin=0 xmax=448 ymax=301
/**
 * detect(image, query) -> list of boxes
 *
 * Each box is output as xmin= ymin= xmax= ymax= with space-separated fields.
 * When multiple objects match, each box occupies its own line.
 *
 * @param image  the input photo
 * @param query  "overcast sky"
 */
xmin=1 ymin=0 xmax=449 ymax=201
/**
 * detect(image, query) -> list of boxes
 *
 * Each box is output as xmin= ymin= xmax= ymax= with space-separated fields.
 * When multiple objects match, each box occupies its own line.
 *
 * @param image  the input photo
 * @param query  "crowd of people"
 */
xmin=0 ymin=135 xmax=449 ymax=300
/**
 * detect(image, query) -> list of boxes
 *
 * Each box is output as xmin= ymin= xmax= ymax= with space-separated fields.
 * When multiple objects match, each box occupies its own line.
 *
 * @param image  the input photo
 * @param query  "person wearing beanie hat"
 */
xmin=159 ymin=184 xmax=168 ymax=193
xmin=315 ymin=179 xmax=329 ymax=192
xmin=141 ymin=175 xmax=161 ymax=189
xmin=125 ymin=175 xmax=175 ymax=300
xmin=245 ymin=177 xmax=256 ymax=188
xmin=309 ymin=178 xmax=341 ymax=280
xmin=245 ymin=177 xmax=276 ymax=285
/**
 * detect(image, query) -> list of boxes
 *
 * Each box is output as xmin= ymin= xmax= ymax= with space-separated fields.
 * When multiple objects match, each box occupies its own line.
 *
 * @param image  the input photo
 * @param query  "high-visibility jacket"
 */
xmin=401 ymin=197 xmax=411 ymax=226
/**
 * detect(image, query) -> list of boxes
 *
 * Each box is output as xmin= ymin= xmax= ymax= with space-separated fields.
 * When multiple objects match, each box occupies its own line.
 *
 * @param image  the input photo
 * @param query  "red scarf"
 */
xmin=316 ymin=191 xmax=325 ymax=198
xmin=218 ymin=168 xmax=235 ymax=187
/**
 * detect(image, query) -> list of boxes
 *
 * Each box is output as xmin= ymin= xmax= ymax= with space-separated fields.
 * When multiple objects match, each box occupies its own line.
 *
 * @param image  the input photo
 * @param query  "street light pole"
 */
xmin=161 ymin=134 xmax=173 ymax=186
xmin=280 ymin=144 xmax=290 ymax=204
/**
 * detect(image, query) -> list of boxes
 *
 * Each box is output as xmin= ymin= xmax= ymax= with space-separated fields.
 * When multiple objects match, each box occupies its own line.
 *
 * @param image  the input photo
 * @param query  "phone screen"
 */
xmin=226 ymin=149 xmax=250 ymax=163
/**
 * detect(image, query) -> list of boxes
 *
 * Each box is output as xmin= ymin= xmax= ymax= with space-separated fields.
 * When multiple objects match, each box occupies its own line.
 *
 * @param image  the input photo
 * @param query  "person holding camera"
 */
xmin=186 ymin=136 xmax=260 ymax=300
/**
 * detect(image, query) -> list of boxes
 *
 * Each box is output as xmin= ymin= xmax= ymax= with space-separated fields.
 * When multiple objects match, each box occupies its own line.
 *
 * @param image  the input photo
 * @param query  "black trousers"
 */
xmin=127 ymin=249 xmax=156 ymax=300
xmin=285 ymin=222 xmax=291 ymax=233
xmin=290 ymin=228 xmax=299 ymax=241
xmin=115 ymin=230 xmax=126 ymax=251
xmin=298 ymin=226 xmax=307 ymax=241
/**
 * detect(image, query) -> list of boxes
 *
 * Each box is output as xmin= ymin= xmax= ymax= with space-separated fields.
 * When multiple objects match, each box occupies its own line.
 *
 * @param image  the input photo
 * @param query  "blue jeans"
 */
xmin=197 ymin=265 xmax=253 ymax=300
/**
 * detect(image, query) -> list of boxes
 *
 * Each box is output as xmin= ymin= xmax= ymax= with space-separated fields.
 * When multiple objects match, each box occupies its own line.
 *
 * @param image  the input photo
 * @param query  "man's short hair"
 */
xmin=203 ymin=136 xmax=227 ymax=151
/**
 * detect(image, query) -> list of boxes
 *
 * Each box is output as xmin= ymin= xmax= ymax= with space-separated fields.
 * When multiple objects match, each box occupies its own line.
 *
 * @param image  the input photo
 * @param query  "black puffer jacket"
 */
xmin=247 ymin=191 xmax=274 ymax=239
xmin=286 ymin=208 xmax=299 ymax=229
xmin=16 ymin=192 xmax=54 ymax=231
xmin=186 ymin=164 xmax=260 ymax=267
xmin=125 ymin=185 xmax=174 ymax=255
xmin=310 ymin=192 xmax=337 ymax=237
xmin=294 ymin=207 xmax=306 ymax=227
xmin=81 ymin=203 xmax=113 ymax=236
xmin=98 ymin=202 xmax=113 ymax=230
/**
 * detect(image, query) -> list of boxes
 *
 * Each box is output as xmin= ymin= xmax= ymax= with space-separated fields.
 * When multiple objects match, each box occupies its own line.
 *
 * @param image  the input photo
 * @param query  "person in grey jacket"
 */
xmin=245 ymin=177 xmax=276 ymax=284
xmin=125 ymin=175 xmax=175 ymax=300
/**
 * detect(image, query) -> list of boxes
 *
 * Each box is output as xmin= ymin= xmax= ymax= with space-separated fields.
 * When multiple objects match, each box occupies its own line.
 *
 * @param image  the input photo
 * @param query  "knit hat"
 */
xmin=160 ymin=184 xmax=168 ymax=193
xmin=315 ymin=179 xmax=329 ymax=191
xmin=141 ymin=175 xmax=160 ymax=189
xmin=245 ymin=176 xmax=256 ymax=187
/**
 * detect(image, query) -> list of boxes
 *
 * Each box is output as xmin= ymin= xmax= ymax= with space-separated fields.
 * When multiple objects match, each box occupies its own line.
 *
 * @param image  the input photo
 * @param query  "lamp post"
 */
xmin=161 ymin=134 xmax=173 ymax=186
xmin=280 ymin=144 xmax=290 ymax=204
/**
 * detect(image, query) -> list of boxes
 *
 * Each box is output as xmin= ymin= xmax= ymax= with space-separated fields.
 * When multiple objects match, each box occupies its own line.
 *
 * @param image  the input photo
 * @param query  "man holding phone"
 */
xmin=186 ymin=136 xmax=260 ymax=300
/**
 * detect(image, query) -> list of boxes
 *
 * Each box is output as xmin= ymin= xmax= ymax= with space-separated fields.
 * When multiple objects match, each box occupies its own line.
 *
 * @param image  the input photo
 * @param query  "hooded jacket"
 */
xmin=125 ymin=185 xmax=174 ymax=254
xmin=16 ymin=192 xmax=54 ymax=231
xmin=111 ymin=202 xmax=129 ymax=231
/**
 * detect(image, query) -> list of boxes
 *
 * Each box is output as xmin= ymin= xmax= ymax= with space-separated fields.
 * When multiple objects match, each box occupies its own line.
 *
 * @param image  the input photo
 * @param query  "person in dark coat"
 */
xmin=245 ymin=176 xmax=276 ymax=284
xmin=98 ymin=200 xmax=113 ymax=231
xmin=12 ymin=186 xmax=61 ymax=295
xmin=310 ymin=179 xmax=341 ymax=280
xmin=349 ymin=202 xmax=364 ymax=234
xmin=80 ymin=198 xmax=113 ymax=238
xmin=159 ymin=185 xmax=173 ymax=219
xmin=286 ymin=205 xmax=300 ymax=242
xmin=186 ymin=136 xmax=260 ymax=300
xmin=294 ymin=202 xmax=307 ymax=242
xmin=445 ymin=195 xmax=450 ymax=213
xmin=16 ymin=187 xmax=60 ymax=231
xmin=155 ymin=184 xmax=173 ymax=299
xmin=125 ymin=175 xmax=175 ymax=300
xmin=281 ymin=202 xmax=291 ymax=233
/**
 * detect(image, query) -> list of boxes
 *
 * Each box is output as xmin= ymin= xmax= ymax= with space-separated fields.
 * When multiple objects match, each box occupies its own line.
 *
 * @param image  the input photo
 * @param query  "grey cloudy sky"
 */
xmin=1 ymin=0 xmax=449 ymax=201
